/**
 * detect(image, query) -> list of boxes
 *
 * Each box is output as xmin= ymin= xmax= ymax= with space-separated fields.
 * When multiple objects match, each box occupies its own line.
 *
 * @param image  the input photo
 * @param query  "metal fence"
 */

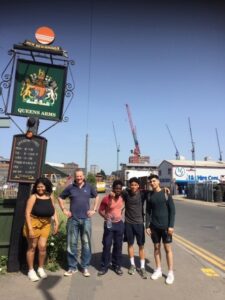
xmin=187 ymin=182 xmax=214 ymax=201
xmin=187 ymin=182 xmax=225 ymax=202
xmin=0 ymin=188 xmax=18 ymax=199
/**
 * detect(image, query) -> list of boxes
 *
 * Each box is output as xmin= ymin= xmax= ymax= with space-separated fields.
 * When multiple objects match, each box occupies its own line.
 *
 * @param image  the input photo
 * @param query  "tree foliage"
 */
xmin=100 ymin=169 xmax=106 ymax=179
xmin=86 ymin=173 xmax=96 ymax=186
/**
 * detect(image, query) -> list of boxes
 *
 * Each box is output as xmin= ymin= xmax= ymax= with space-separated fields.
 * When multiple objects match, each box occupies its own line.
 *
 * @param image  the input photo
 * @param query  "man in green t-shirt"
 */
xmin=146 ymin=174 xmax=176 ymax=285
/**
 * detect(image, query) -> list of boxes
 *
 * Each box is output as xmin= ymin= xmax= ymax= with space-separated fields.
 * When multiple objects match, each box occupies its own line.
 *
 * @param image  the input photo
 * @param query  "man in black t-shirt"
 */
xmin=123 ymin=177 xmax=148 ymax=279
xmin=146 ymin=174 xmax=176 ymax=285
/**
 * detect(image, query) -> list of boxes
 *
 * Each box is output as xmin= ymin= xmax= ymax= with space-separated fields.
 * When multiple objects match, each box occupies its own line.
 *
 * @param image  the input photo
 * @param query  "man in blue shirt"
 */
xmin=58 ymin=169 xmax=99 ymax=277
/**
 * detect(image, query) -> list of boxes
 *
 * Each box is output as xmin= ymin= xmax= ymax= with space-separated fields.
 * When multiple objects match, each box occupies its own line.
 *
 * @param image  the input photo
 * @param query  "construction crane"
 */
xmin=166 ymin=124 xmax=180 ymax=160
xmin=188 ymin=117 xmax=196 ymax=161
xmin=112 ymin=121 xmax=120 ymax=171
xmin=215 ymin=128 xmax=223 ymax=161
xmin=125 ymin=104 xmax=141 ymax=162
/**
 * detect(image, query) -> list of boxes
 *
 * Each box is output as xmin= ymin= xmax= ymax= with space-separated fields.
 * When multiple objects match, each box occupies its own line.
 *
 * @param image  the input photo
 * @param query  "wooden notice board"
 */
xmin=8 ymin=134 xmax=47 ymax=183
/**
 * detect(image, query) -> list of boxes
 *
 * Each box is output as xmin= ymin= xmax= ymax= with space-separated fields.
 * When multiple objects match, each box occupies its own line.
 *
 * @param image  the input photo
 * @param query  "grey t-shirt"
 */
xmin=123 ymin=190 xmax=146 ymax=224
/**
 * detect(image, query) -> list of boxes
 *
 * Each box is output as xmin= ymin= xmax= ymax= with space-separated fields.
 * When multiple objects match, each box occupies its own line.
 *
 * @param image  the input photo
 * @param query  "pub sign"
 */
xmin=11 ymin=59 xmax=67 ymax=121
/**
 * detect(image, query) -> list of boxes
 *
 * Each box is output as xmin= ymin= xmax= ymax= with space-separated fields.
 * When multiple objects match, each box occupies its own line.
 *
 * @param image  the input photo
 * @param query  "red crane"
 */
xmin=125 ymin=104 xmax=141 ymax=163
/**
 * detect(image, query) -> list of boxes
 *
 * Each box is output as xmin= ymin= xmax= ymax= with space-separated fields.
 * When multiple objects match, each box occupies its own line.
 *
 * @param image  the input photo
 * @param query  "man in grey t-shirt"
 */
xmin=123 ymin=177 xmax=148 ymax=279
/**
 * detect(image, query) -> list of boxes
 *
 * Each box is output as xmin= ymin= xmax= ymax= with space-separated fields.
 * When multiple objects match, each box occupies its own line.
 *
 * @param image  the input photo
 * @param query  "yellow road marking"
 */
xmin=174 ymin=234 xmax=225 ymax=265
xmin=173 ymin=234 xmax=225 ymax=272
xmin=201 ymin=268 xmax=219 ymax=277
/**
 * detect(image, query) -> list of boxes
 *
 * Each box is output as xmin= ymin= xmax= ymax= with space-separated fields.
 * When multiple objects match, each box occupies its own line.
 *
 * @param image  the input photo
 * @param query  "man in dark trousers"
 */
xmin=146 ymin=174 xmax=176 ymax=285
xmin=98 ymin=180 xmax=124 ymax=276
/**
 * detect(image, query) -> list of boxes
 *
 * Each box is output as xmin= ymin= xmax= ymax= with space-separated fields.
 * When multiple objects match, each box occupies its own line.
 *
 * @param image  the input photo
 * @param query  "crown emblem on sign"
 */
xmin=38 ymin=69 xmax=45 ymax=80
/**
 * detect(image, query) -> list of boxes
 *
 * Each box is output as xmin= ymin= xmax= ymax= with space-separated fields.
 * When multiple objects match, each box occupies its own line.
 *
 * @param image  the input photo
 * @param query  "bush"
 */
xmin=46 ymin=209 xmax=67 ymax=272
xmin=0 ymin=256 xmax=8 ymax=275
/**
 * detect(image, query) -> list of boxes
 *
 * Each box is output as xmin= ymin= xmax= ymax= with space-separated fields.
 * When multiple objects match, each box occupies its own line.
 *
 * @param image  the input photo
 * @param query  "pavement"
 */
xmin=0 ymin=196 xmax=225 ymax=300
xmin=173 ymin=194 xmax=225 ymax=207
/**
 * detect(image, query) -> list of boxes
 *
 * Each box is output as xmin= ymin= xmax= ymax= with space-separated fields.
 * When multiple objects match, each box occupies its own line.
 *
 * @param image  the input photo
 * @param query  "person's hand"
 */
xmin=87 ymin=210 xmax=96 ymax=217
xmin=28 ymin=229 xmax=35 ymax=239
xmin=168 ymin=227 xmax=174 ymax=235
xmin=53 ymin=222 xmax=59 ymax=235
xmin=146 ymin=228 xmax=151 ymax=236
xmin=63 ymin=208 xmax=72 ymax=218
xmin=164 ymin=187 xmax=170 ymax=194
xmin=109 ymin=191 xmax=115 ymax=199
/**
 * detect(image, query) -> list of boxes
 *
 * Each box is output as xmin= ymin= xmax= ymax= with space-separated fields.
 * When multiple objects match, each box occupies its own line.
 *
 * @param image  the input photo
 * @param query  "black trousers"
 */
xmin=101 ymin=220 xmax=124 ymax=269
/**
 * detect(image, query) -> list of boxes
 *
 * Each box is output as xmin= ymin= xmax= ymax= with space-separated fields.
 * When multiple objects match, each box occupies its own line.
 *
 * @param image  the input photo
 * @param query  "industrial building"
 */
xmin=120 ymin=162 xmax=158 ymax=188
xmin=159 ymin=159 xmax=225 ymax=193
xmin=0 ymin=157 xmax=10 ymax=184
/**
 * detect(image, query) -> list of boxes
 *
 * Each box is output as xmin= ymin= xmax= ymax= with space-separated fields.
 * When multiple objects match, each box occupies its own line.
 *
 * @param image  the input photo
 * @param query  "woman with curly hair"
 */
xmin=23 ymin=177 xmax=59 ymax=282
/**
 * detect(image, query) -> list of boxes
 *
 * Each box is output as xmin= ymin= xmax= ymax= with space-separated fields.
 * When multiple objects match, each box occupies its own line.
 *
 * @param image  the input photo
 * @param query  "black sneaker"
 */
xmin=97 ymin=268 xmax=108 ymax=276
xmin=140 ymin=268 xmax=148 ymax=279
xmin=114 ymin=266 xmax=123 ymax=276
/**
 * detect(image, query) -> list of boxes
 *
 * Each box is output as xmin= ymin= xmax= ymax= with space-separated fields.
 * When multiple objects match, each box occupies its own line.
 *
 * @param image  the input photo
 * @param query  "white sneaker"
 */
xmin=83 ymin=268 xmax=90 ymax=277
xmin=28 ymin=269 xmax=39 ymax=282
xmin=151 ymin=269 xmax=162 ymax=280
xmin=166 ymin=272 xmax=174 ymax=285
xmin=37 ymin=267 xmax=48 ymax=279
xmin=64 ymin=269 xmax=78 ymax=276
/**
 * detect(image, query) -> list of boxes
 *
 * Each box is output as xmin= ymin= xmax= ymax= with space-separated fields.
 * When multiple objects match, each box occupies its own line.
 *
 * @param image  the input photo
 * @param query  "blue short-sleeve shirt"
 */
xmin=59 ymin=181 xmax=97 ymax=219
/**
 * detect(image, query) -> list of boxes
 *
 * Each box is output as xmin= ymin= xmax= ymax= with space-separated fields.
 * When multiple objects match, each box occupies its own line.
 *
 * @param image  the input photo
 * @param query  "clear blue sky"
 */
xmin=1 ymin=0 xmax=225 ymax=174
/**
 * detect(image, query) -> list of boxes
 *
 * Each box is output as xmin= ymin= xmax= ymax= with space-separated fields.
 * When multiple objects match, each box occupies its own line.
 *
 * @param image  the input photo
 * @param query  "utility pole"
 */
xmin=215 ymin=128 xmax=223 ymax=161
xmin=85 ymin=134 xmax=89 ymax=177
xmin=112 ymin=122 xmax=120 ymax=172
xmin=188 ymin=117 xmax=196 ymax=199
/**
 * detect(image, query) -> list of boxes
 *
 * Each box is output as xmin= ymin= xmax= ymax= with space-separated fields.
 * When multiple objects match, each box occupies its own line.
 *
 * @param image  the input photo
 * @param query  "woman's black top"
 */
xmin=31 ymin=196 xmax=55 ymax=218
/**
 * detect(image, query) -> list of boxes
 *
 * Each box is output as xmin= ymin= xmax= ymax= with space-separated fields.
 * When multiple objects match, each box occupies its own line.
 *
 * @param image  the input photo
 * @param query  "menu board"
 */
xmin=8 ymin=134 xmax=47 ymax=183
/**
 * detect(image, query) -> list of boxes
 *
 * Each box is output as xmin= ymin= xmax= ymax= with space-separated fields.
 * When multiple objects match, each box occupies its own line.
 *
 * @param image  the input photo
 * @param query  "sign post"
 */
xmin=7 ymin=132 xmax=47 ymax=271
xmin=0 ymin=26 xmax=74 ymax=272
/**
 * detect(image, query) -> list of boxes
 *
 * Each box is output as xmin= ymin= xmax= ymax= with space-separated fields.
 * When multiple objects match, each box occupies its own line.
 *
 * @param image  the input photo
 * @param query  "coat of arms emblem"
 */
xmin=20 ymin=69 xmax=58 ymax=106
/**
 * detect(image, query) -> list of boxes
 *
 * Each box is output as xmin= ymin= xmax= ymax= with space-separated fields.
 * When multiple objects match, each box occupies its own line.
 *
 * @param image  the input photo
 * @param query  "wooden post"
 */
xmin=7 ymin=117 xmax=41 ymax=272
xmin=7 ymin=183 xmax=31 ymax=272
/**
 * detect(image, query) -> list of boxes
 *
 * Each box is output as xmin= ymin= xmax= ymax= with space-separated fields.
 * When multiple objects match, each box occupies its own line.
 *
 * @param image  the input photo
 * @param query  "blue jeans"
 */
xmin=67 ymin=216 xmax=92 ymax=270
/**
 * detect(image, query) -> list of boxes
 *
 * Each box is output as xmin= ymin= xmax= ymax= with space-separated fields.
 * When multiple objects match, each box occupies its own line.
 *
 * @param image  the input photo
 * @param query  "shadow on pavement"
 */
xmin=90 ymin=252 xmax=153 ymax=274
xmin=37 ymin=275 xmax=62 ymax=300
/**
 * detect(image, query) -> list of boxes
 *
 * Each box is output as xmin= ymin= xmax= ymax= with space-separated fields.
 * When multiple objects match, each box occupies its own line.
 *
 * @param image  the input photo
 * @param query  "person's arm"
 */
xmin=145 ymin=194 xmax=152 ymax=236
xmin=58 ymin=196 xmax=72 ymax=218
xmin=58 ymin=186 xmax=72 ymax=218
xmin=50 ymin=195 xmax=59 ymax=235
xmin=121 ymin=198 xmax=125 ymax=215
xmin=25 ymin=194 xmax=36 ymax=239
xmin=87 ymin=185 xmax=100 ymax=217
xmin=162 ymin=187 xmax=170 ymax=195
xmin=167 ymin=195 xmax=176 ymax=235
xmin=87 ymin=195 xmax=100 ymax=217
xmin=98 ymin=197 xmax=108 ymax=219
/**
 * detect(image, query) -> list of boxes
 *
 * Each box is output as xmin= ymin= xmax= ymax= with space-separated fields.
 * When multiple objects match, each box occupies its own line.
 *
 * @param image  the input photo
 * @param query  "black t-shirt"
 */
xmin=146 ymin=190 xmax=175 ymax=229
xmin=122 ymin=190 xmax=146 ymax=224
